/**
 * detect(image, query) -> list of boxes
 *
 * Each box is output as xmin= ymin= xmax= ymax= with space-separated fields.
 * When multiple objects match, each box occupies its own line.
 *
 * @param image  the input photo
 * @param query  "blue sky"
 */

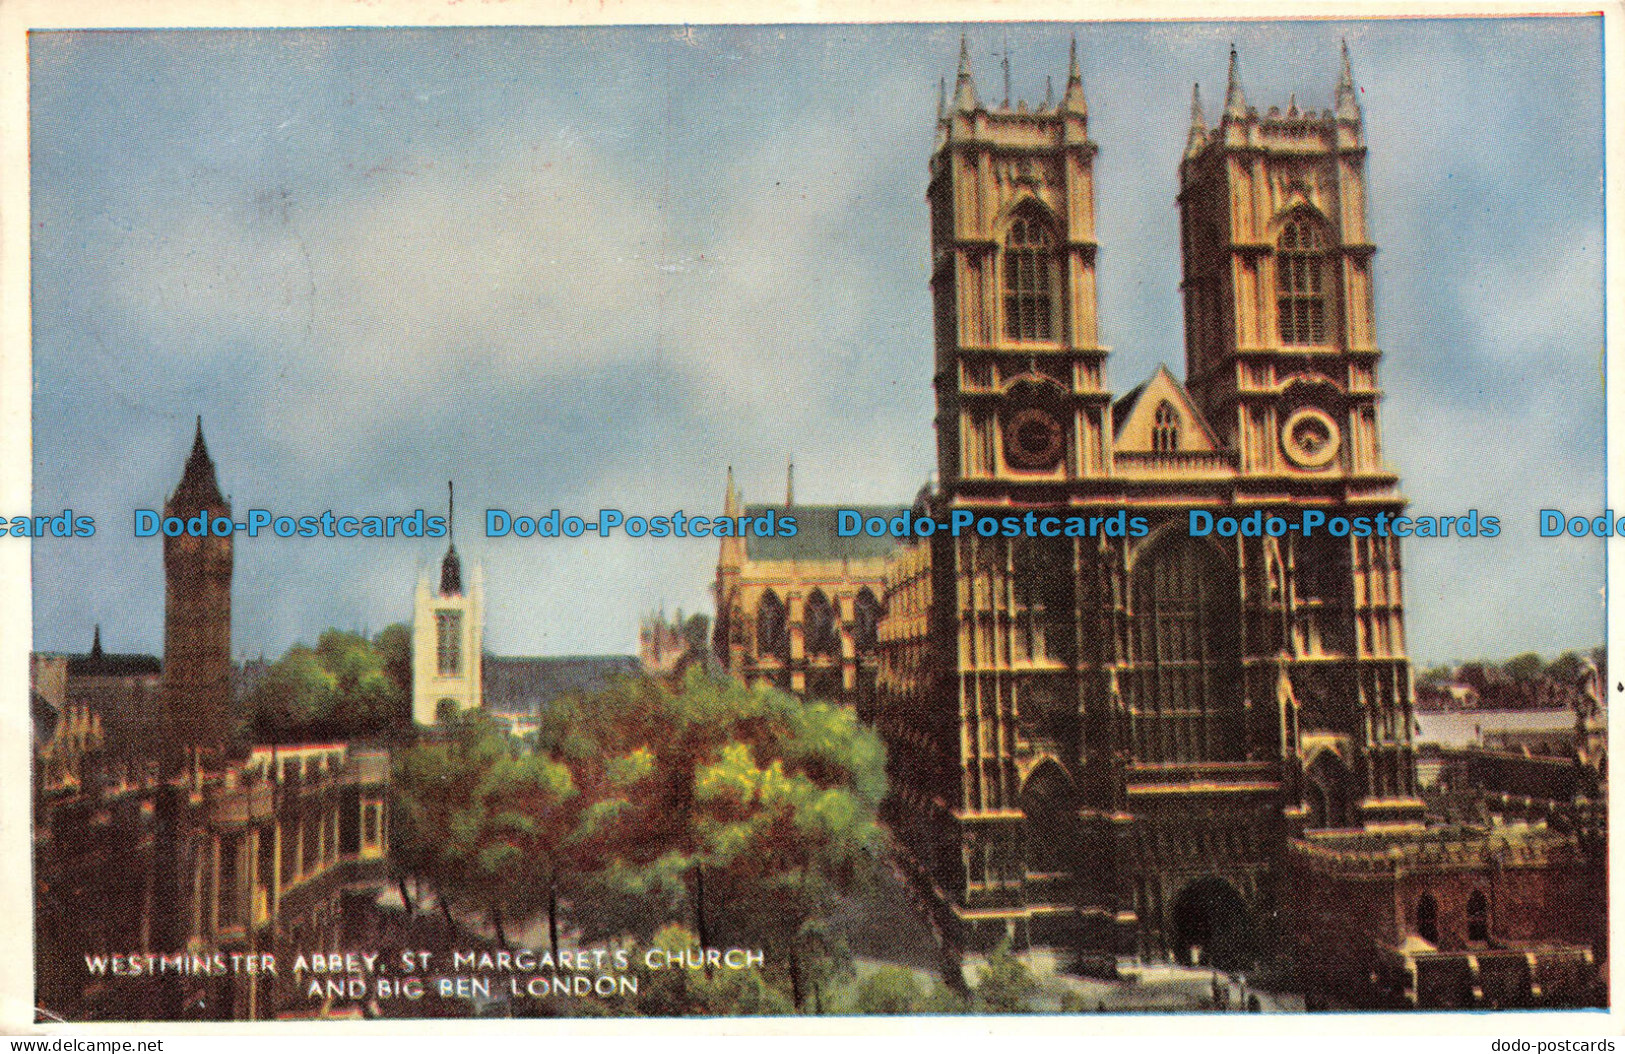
xmin=28 ymin=19 xmax=1605 ymax=664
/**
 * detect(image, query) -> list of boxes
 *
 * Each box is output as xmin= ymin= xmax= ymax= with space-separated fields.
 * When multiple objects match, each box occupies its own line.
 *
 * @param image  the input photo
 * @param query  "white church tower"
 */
xmin=412 ymin=483 xmax=483 ymax=725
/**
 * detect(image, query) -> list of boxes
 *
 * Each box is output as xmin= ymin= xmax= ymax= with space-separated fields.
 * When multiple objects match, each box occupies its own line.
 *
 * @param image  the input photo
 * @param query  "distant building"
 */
xmin=1286 ymin=826 xmax=1601 ymax=1008
xmin=712 ymin=467 xmax=897 ymax=712
xmin=161 ymin=419 xmax=234 ymax=768
xmin=412 ymin=538 xmax=483 ymax=725
xmin=34 ymin=422 xmax=393 ymax=1022
xmin=30 ymin=628 xmax=163 ymax=792
xmin=482 ymin=654 xmax=640 ymax=734
xmin=639 ymin=612 xmax=690 ymax=678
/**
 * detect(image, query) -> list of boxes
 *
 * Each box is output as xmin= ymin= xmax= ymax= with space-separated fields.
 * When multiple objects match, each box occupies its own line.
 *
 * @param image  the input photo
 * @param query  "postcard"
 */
xmin=4 ymin=0 xmax=1618 ymax=1036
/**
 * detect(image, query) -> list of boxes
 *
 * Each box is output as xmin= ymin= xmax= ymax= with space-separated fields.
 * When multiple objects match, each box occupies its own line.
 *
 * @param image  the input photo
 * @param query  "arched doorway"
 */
xmin=1019 ymin=761 xmax=1075 ymax=876
xmin=1172 ymin=876 xmax=1255 ymax=970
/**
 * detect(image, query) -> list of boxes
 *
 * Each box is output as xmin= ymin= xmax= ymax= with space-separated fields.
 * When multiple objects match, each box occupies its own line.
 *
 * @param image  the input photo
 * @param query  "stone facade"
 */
xmin=712 ymin=467 xmax=899 ymax=712
xmin=875 ymin=41 xmax=1423 ymax=965
xmin=162 ymin=420 xmax=235 ymax=768
xmin=411 ymin=542 xmax=484 ymax=725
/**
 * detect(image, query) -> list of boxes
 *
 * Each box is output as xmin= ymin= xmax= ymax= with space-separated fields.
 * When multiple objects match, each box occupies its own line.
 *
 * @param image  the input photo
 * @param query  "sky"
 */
xmin=27 ymin=19 xmax=1606 ymax=665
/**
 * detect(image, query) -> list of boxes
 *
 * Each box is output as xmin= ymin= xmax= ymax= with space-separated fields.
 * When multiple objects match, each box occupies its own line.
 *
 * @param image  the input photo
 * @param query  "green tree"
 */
xmin=852 ymin=966 xmax=923 ymax=1014
xmin=247 ymin=629 xmax=410 ymax=742
xmin=392 ymin=708 xmax=583 ymax=948
xmin=1503 ymin=652 xmax=1545 ymax=684
xmin=1546 ymin=650 xmax=1586 ymax=686
xmin=373 ymin=622 xmax=413 ymax=698
xmin=391 ymin=668 xmax=888 ymax=1013
xmin=633 ymin=924 xmax=793 ymax=1017
xmin=973 ymin=937 xmax=1038 ymax=1013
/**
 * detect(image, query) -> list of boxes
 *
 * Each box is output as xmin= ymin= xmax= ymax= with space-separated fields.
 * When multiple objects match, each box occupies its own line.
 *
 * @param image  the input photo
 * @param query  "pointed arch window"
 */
xmin=1152 ymin=402 xmax=1181 ymax=453
xmin=1124 ymin=536 xmax=1242 ymax=763
xmin=1276 ymin=216 xmax=1330 ymax=346
xmin=804 ymin=590 xmax=837 ymax=658
xmin=1416 ymin=894 xmax=1439 ymax=945
xmin=756 ymin=591 xmax=788 ymax=664
xmin=853 ymin=588 xmax=881 ymax=652
xmin=435 ymin=610 xmax=462 ymax=677
xmin=1004 ymin=213 xmax=1056 ymax=342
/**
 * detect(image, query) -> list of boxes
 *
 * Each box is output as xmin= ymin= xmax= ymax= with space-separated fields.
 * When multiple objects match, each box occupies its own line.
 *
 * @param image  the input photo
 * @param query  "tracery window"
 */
xmin=1004 ymin=214 xmax=1055 ymax=342
xmin=756 ymin=591 xmax=788 ymax=663
xmin=1276 ymin=217 xmax=1330 ymax=346
xmin=804 ymin=590 xmax=837 ymax=658
xmin=1152 ymin=401 xmax=1180 ymax=453
xmin=1123 ymin=535 xmax=1242 ymax=763
xmin=435 ymin=610 xmax=462 ymax=677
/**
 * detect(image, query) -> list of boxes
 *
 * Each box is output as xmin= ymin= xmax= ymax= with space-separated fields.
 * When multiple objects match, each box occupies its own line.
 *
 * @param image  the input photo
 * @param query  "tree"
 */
xmin=1503 ymin=652 xmax=1544 ymax=684
xmin=633 ymin=924 xmax=792 ymax=1017
xmin=973 ymin=937 xmax=1038 ymax=1013
xmin=389 ymin=668 xmax=889 ymax=1013
xmin=373 ymin=623 xmax=413 ymax=699
xmin=852 ymin=967 xmax=923 ymax=1014
xmin=247 ymin=629 xmax=410 ymax=742
xmin=392 ymin=708 xmax=583 ymax=948
xmin=1546 ymin=650 xmax=1586 ymax=686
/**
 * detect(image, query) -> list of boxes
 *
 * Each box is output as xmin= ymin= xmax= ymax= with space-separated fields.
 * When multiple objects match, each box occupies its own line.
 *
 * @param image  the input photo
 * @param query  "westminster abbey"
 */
xmin=722 ymin=39 xmax=1418 ymax=965
xmin=871 ymin=39 xmax=1422 ymax=965
xmin=712 ymin=42 xmax=1605 ymax=995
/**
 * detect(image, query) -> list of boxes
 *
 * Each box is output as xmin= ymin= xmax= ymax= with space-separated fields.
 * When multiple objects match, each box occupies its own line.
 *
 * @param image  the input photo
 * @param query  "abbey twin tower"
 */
xmin=719 ymin=39 xmax=1429 ymax=968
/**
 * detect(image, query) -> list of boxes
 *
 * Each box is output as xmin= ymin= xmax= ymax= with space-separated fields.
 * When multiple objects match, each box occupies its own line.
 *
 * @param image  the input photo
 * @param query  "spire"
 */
xmin=1335 ymin=39 xmax=1361 ymax=121
xmin=440 ymin=480 xmax=462 ymax=596
xmin=1185 ymin=82 xmax=1207 ymax=158
xmin=1224 ymin=44 xmax=1248 ymax=118
xmin=724 ymin=465 xmax=739 ymax=518
xmin=1061 ymin=35 xmax=1087 ymax=114
xmin=999 ymin=33 xmax=1012 ymax=109
xmin=937 ymin=76 xmax=947 ymax=121
xmin=1287 ymin=92 xmax=1298 ymax=119
xmin=953 ymin=34 xmax=979 ymax=112
xmin=447 ymin=480 xmax=455 ymax=542
xmin=169 ymin=415 xmax=226 ymax=512
xmin=1043 ymin=75 xmax=1054 ymax=111
xmin=91 ymin=625 xmax=103 ymax=662
xmin=785 ymin=459 xmax=794 ymax=507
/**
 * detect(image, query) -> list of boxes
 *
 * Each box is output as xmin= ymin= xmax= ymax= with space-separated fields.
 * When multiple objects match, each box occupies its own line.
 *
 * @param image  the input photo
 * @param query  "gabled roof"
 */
xmin=482 ymin=655 xmax=639 ymax=717
xmin=741 ymin=504 xmax=908 ymax=563
xmin=67 ymin=651 xmax=161 ymax=678
xmin=1112 ymin=364 xmax=1220 ymax=452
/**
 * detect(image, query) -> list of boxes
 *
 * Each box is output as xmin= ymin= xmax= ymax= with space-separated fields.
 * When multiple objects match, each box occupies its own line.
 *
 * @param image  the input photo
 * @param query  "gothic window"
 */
xmin=1152 ymin=401 xmax=1181 ymax=453
xmin=1416 ymin=893 xmax=1440 ymax=945
xmin=1013 ymin=538 xmax=1073 ymax=665
xmin=756 ymin=591 xmax=788 ymax=663
xmin=853 ymin=588 xmax=881 ymax=652
xmin=1276 ymin=216 xmax=1330 ymax=346
xmin=804 ymin=590 xmax=837 ymax=658
xmin=1003 ymin=212 xmax=1056 ymax=342
xmin=1467 ymin=890 xmax=1490 ymax=943
xmin=435 ymin=610 xmax=462 ymax=677
xmin=1125 ymin=535 xmax=1242 ymax=763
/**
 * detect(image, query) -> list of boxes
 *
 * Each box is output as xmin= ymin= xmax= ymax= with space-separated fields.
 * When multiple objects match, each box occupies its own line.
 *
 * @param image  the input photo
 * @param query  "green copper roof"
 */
xmin=741 ymin=504 xmax=908 ymax=563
